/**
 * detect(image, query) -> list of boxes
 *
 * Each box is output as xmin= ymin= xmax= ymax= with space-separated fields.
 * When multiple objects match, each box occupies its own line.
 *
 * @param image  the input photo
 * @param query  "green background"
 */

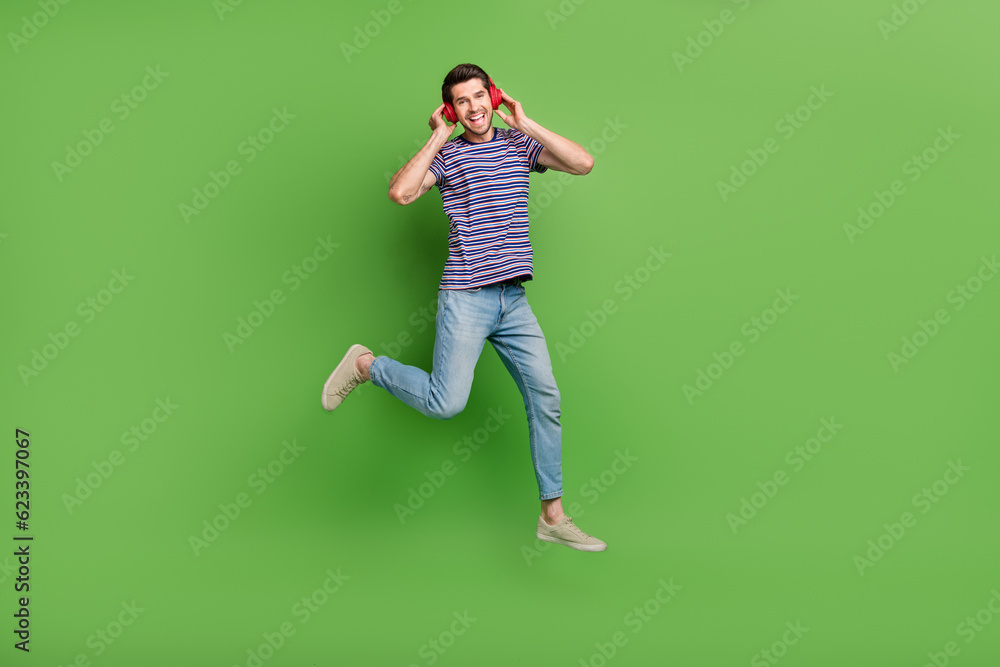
xmin=2 ymin=0 xmax=998 ymax=665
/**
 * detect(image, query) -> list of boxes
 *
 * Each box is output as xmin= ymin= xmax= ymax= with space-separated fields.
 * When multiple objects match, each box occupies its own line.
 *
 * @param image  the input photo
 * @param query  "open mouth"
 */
xmin=468 ymin=112 xmax=486 ymax=126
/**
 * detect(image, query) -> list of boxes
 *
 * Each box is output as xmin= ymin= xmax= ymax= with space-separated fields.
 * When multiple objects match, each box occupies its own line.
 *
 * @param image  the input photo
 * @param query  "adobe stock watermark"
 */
xmin=877 ymin=0 xmax=933 ymax=40
xmin=577 ymin=578 xmax=682 ymax=666
xmin=178 ymin=107 xmax=295 ymax=224
xmin=921 ymin=588 xmax=1000 ymax=667
xmin=61 ymin=397 xmax=180 ymax=514
xmin=406 ymin=611 xmax=477 ymax=667
xmin=529 ymin=116 xmax=627 ymax=221
xmin=53 ymin=600 xmax=145 ymax=664
xmin=717 ymin=85 xmax=833 ymax=202
xmin=544 ymin=0 xmax=589 ymax=31
xmin=682 ymin=288 xmax=799 ymax=404
xmin=213 ymin=0 xmax=248 ymax=21
xmin=672 ymin=0 xmax=756 ymax=73
xmin=51 ymin=65 xmax=169 ymax=182
xmin=393 ymin=407 xmax=512 ymax=524
xmin=0 ymin=556 xmax=18 ymax=586
xmin=522 ymin=449 xmax=638 ymax=566
xmin=17 ymin=267 xmax=135 ymax=386
xmin=222 ymin=236 xmax=339 ymax=353
xmin=750 ymin=620 xmax=809 ymax=667
xmin=379 ymin=294 xmax=438 ymax=358
xmin=188 ymin=438 xmax=306 ymax=556
xmin=8 ymin=0 xmax=73 ymax=54
xmin=232 ymin=567 xmax=349 ymax=667
xmin=555 ymin=245 xmax=670 ymax=363
xmin=853 ymin=459 xmax=970 ymax=576
xmin=886 ymin=255 xmax=997 ymax=373
xmin=844 ymin=127 xmax=959 ymax=244
xmin=725 ymin=417 xmax=844 ymax=534
xmin=385 ymin=137 xmax=440 ymax=186
xmin=340 ymin=0 xmax=405 ymax=63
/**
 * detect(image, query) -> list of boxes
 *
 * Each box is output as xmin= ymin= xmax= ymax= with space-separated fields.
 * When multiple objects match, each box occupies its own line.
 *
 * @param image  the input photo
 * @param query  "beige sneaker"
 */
xmin=321 ymin=344 xmax=372 ymax=411
xmin=536 ymin=515 xmax=607 ymax=552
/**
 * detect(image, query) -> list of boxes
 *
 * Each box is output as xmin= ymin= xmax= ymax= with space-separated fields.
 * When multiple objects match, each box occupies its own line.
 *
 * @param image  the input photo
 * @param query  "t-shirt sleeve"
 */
xmin=430 ymin=149 xmax=446 ymax=187
xmin=512 ymin=129 xmax=548 ymax=173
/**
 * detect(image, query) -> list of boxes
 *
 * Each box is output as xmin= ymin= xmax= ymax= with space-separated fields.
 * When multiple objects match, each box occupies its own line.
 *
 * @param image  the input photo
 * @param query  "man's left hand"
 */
xmin=496 ymin=90 xmax=530 ymax=132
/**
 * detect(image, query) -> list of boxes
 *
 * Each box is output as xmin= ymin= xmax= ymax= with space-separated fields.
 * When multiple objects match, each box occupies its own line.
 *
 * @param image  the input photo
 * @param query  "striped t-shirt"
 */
xmin=429 ymin=127 xmax=548 ymax=290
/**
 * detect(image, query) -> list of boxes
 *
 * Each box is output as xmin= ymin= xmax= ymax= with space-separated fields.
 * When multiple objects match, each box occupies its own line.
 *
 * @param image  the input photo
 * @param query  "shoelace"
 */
xmin=563 ymin=517 xmax=588 ymax=538
xmin=550 ymin=516 xmax=589 ymax=539
xmin=334 ymin=373 xmax=361 ymax=399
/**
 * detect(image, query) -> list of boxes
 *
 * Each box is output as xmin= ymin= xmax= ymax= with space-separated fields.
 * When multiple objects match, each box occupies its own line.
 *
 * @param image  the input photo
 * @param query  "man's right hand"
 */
xmin=429 ymin=103 xmax=455 ymax=136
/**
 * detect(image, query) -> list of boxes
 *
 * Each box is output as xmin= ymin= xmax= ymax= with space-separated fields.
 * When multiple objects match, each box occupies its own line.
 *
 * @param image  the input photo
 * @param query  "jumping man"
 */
xmin=322 ymin=63 xmax=606 ymax=552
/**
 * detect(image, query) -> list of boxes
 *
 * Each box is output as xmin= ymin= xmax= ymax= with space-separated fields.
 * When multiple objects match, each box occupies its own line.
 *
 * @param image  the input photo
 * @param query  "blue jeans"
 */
xmin=369 ymin=277 xmax=563 ymax=500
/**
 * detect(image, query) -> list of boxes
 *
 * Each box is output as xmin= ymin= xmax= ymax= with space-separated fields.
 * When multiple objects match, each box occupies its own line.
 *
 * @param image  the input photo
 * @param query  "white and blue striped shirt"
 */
xmin=429 ymin=127 xmax=548 ymax=290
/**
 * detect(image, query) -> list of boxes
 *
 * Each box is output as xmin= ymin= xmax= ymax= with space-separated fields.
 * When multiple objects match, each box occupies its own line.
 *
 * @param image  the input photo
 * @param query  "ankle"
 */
xmin=355 ymin=353 xmax=373 ymax=382
xmin=542 ymin=513 xmax=565 ymax=526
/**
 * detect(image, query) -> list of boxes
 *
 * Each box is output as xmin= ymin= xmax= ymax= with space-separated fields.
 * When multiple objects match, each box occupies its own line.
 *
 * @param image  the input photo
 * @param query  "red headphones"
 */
xmin=443 ymin=77 xmax=503 ymax=123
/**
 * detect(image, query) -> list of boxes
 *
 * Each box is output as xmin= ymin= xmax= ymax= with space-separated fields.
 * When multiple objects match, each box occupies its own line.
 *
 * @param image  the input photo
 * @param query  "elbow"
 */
xmin=387 ymin=187 xmax=408 ymax=206
xmin=578 ymin=154 xmax=594 ymax=175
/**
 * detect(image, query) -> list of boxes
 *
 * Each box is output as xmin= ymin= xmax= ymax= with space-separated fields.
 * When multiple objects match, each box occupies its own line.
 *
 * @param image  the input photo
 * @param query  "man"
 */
xmin=322 ymin=63 xmax=606 ymax=552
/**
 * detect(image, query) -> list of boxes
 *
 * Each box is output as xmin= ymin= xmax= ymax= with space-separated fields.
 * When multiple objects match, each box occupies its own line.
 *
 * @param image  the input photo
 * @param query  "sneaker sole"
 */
xmin=536 ymin=532 xmax=608 ymax=552
xmin=322 ymin=344 xmax=367 ymax=412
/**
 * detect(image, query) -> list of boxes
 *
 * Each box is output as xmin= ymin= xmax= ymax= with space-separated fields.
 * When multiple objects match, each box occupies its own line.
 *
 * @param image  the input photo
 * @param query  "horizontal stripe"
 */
xmin=430 ymin=128 xmax=548 ymax=290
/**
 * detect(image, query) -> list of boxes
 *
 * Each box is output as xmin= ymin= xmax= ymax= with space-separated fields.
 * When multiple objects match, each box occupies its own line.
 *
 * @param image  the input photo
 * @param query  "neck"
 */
xmin=462 ymin=125 xmax=495 ymax=144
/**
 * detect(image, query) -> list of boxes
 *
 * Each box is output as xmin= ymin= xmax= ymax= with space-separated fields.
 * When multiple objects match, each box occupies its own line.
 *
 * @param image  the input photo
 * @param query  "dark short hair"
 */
xmin=442 ymin=63 xmax=490 ymax=105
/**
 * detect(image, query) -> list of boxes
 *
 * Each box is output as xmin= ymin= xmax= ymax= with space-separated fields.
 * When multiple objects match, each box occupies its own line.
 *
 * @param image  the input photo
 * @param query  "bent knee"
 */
xmin=427 ymin=399 xmax=467 ymax=420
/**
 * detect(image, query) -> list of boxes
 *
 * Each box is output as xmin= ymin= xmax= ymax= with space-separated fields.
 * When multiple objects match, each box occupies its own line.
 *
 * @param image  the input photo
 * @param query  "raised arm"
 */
xmin=388 ymin=103 xmax=453 ymax=205
xmin=495 ymin=90 xmax=594 ymax=176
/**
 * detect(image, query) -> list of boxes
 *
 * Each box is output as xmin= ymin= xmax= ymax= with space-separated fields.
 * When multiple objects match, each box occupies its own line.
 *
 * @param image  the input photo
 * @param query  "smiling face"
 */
xmin=448 ymin=78 xmax=494 ymax=141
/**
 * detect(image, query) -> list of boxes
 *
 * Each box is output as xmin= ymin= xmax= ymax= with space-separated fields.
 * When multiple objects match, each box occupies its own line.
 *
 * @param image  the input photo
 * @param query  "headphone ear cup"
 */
xmin=443 ymin=103 xmax=457 ymax=123
xmin=489 ymin=79 xmax=503 ymax=110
